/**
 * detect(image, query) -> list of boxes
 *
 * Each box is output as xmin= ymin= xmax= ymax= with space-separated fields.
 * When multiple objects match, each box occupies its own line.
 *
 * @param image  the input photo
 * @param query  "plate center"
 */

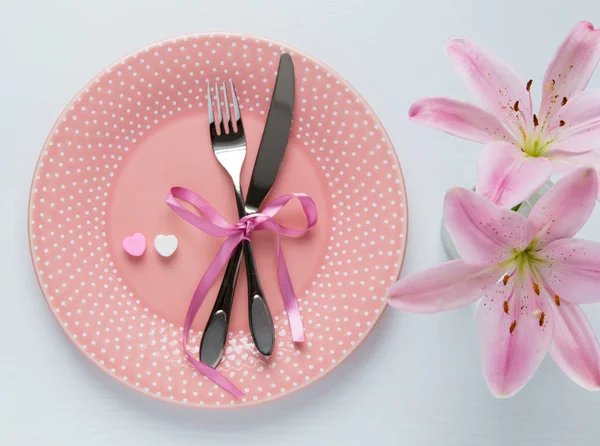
xmin=108 ymin=111 xmax=329 ymax=330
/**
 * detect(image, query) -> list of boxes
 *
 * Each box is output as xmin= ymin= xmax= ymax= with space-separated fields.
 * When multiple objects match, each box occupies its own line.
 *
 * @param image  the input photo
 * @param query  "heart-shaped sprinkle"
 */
xmin=154 ymin=234 xmax=178 ymax=257
xmin=122 ymin=233 xmax=146 ymax=257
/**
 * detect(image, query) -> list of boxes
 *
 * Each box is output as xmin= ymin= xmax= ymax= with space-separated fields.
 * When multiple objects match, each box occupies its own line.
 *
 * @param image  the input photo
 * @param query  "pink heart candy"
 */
xmin=122 ymin=233 xmax=146 ymax=257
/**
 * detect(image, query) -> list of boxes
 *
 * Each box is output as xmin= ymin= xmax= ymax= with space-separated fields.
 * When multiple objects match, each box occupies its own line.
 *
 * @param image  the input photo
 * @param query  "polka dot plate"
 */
xmin=28 ymin=33 xmax=408 ymax=408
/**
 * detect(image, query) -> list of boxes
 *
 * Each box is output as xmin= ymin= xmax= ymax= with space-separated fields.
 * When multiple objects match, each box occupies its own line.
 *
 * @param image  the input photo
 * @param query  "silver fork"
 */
xmin=200 ymin=80 xmax=271 ymax=367
xmin=207 ymin=80 xmax=246 ymax=217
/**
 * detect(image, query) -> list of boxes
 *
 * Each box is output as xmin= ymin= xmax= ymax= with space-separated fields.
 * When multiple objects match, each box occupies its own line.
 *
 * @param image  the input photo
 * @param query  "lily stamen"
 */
xmin=526 ymin=79 xmax=533 ymax=91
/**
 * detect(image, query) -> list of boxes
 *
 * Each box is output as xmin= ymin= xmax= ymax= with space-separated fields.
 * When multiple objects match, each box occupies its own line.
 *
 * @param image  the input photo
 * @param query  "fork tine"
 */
xmin=214 ymin=81 xmax=225 ymax=135
xmin=229 ymin=79 xmax=242 ymax=133
xmin=221 ymin=81 xmax=233 ymax=133
xmin=206 ymin=82 xmax=214 ymax=124
xmin=207 ymin=82 xmax=216 ymax=137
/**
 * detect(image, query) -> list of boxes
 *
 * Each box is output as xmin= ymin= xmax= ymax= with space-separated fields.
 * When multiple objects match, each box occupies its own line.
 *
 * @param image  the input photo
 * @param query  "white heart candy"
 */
xmin=154 ymin=234 xmax=178 ymax=257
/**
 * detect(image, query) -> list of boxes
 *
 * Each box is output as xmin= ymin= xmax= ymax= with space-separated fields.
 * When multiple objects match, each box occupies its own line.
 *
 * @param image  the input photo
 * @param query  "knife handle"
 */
xmin=243 ymin=239 xmax=275 ymax=356
xmin=199 ymin=243 xmax=243 ymax=368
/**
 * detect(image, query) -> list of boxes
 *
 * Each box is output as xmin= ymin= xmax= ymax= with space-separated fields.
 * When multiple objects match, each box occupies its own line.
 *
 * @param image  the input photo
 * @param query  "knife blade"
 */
xmin=243 ymin=53 xmax=295 ymax=354
xmin=245 ymin=53 xmax=295 ymax=213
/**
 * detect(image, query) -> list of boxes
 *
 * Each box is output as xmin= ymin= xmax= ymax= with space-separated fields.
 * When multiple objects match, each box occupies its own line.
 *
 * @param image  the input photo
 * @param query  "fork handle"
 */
xmin=199 ymin=243 xmax=243 ymax=368
xmin=243 ymin=239 xmax=275 ymax=356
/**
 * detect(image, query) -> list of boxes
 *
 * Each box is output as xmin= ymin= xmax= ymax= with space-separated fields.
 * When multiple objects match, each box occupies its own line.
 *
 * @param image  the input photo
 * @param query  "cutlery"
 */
xmin=199 ymin=79 xmax=247 ymax=368
xmin=243 ymin=54 xmax=295 ymax=354
xmin=200 ymin=54 xmax=295 ymax=367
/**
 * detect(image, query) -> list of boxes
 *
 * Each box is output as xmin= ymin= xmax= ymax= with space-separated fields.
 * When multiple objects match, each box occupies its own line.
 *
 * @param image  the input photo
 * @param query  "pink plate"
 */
xmin=29 ymin=33 xmax=408 ymax=408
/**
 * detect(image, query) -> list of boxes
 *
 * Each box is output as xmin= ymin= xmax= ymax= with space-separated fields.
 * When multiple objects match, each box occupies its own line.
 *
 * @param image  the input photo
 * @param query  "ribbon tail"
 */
xmin=275 ymin=232 xmax=306 ymax=343
xmin=186 ymin=355 xmax=244 ymax=399
xmin=182 ymin=234 xmax=245 ymax=398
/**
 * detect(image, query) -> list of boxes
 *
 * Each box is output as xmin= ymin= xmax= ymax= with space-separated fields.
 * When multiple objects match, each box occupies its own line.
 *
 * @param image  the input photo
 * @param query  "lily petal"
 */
xmin=446 ymin=38 xmax=531 ymax=140
xmin=550 ymin=89 xmax=600 ymax=151
xmin=550 ymin=150 xmax=600 ymax=200
xmin=539 ymin=21 xmax=600 ymax=129
xmin=550 ymin=148 xmax=600 ymax=174
xmin=477 ymin=280 xmax=554 ymax=398
xmin=528 ymin=167 xmax=598 ymax=248
xmin=537 ymin=238 xmax=600 ymax=304
xmin=549 ymin=301 xmax=600 ymax=391
xmin=386 ymin=260 xmax=500 ymax=313
xmin=477 ymin=142 xmax=553 ymax=209
xmin=444 ymin=187 xmax=533 ymax=265
xmin=409 ymin=97 xmax=516 ymax=144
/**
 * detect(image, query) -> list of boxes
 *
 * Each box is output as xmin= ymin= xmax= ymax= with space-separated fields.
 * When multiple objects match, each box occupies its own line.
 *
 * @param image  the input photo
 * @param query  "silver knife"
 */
xmin=200 ymin=53 xmax=295 ymax=365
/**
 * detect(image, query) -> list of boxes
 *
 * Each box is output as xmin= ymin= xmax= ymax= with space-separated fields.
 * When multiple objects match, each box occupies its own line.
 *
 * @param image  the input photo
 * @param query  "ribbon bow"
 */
xmin=165 ymin=186 xmax=318 ymax=397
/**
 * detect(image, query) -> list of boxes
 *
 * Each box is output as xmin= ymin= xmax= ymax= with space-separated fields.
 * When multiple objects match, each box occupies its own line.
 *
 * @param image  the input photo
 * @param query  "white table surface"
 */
xmin=2 ymin=0 xmax=600 ymax=444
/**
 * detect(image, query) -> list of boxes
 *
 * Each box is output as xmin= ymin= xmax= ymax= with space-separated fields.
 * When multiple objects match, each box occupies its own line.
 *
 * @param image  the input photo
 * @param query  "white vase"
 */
xmin=440 ymin=181 xmax=553 ymax=260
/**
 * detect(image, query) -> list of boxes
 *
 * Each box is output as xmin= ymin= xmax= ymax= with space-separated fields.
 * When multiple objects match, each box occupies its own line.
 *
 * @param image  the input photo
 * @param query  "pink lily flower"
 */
xmin=386 ymin=168 xmax=600 ymax=397
xmin=410 ymin=21 xmax=600 ymax=208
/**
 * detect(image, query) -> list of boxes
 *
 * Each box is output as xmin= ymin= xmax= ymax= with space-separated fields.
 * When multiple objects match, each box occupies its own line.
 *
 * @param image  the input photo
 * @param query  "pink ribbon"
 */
xmin=165 ymin=186 xmax=318 ymax=397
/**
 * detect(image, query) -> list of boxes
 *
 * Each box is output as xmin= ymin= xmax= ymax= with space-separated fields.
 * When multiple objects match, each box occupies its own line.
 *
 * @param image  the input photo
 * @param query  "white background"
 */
xmin=2 ymin=0 xmax=600 ymax=444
